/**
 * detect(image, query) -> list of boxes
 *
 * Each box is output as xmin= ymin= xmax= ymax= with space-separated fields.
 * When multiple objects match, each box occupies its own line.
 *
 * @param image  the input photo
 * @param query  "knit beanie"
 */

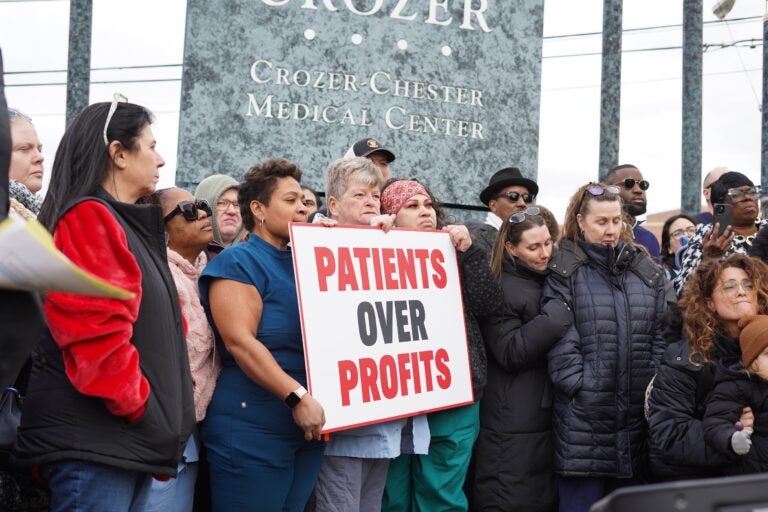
xmin=710 ymin=171 xmax=754 ymax=205
xmin=738 ymin=315 xmax=768 ymax=368
xmin=194 ymin=174 xmax=239 ymax=245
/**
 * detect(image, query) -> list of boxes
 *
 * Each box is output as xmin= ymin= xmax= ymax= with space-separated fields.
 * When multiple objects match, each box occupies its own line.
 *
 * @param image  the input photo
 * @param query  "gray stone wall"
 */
xmin=177 ymin=1 xmax=545 ymax=212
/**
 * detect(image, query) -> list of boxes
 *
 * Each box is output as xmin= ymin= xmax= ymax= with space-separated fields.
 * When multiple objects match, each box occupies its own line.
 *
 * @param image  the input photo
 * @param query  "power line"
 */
xmin=542 ymin=66 xmax=761 ymax=92
xmin=542 ymin=15 xmax=761 ymax=40
xmin=543 ymin=39 xmax=763 ymax=60
xmin=5 ymin=77 xmax=182 ymax=87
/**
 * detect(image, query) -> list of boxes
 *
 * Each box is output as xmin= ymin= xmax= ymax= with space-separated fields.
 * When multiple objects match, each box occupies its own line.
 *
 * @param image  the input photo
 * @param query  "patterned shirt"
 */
xmin=673 ymin=219 xmax=768 ymax=296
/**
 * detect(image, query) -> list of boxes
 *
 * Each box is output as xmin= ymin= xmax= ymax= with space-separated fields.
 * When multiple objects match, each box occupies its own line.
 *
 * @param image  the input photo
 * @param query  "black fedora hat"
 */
xmin=479 ymin=167 xmax=539 ymax=205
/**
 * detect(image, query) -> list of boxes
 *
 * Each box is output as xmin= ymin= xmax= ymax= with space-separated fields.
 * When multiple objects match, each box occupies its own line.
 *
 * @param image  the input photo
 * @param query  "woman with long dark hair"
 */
xmin=14 ymin=99 xmax=195 ymax=511
xmin=659 ymin=214 xmax=696 ymax=281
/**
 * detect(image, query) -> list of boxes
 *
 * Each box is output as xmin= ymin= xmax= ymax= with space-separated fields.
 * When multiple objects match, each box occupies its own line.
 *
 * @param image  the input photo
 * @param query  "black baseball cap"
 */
xmin=350 ymin=138 xmax=396 ymax=163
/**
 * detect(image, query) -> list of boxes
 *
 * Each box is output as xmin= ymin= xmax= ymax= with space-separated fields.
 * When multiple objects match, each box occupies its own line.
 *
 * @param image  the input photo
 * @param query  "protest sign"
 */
xmin=290 ymin=223 xmax=473 ymax=433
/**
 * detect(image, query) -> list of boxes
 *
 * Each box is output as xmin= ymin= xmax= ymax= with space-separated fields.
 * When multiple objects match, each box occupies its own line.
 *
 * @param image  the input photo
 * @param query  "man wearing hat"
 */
xmin=467 ymin=167 xmax=539 ymax=258
xmin=344 ymin=137 xmax=396 ymax=179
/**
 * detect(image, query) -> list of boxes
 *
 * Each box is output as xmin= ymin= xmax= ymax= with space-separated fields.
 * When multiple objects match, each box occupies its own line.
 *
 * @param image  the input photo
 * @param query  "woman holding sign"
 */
xmin=378 ymin=178 xmax=502 ymax=512
xmin=199 ymin=159 xmax=325 ymax=512
xmin=471 ymin=207 xmax=572 ymax=511
xmin=544 ymin=183 xmax=667 ymax=512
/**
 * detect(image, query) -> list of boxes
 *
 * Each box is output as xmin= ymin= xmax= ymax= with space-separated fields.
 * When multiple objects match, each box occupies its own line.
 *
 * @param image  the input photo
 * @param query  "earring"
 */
xmin=261 ymin=218 xmax=265 ymax=227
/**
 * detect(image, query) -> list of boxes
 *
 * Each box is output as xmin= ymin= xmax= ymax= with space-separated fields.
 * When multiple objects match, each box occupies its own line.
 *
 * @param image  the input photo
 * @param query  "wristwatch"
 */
xmin=284 ymin=386 xmax=308 ymax=408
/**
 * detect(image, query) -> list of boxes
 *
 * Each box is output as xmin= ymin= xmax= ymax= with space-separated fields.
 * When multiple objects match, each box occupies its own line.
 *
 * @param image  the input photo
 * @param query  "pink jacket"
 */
xmin=167 ymin=249 xmax=221 ymax=422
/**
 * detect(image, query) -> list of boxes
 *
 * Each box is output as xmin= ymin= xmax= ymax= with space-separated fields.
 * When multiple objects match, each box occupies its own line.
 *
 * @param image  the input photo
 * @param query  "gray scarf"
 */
xmin=9 ymin=180 xmax=42 ymax=215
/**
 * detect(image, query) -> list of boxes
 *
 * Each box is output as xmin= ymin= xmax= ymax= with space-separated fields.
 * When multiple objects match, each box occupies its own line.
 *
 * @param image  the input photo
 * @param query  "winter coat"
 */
xmin=544 ymin=239 xmax=667 ymax=478
xmin=13 ymin=192 xmax=195 ymax=476
xmin=167 ymin=249 xmax=221 ymax=422
xmin=458 ymin=242 xmax=504 ymax=400
xmin=473 ymin=255 xmax=572 ymax=512
xmin=703 ymin=349 xmax=768 ymax=475
xmin=646 ymin=339 xmax=734 ymax=480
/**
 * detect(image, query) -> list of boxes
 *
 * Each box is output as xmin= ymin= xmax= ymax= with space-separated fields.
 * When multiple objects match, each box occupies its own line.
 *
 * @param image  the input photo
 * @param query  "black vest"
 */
xmin=13 ymin=190 xmax=195 ymax=475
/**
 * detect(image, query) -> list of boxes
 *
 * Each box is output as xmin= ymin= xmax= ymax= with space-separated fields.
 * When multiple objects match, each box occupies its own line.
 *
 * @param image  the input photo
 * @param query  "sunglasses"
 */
xmin=615 ymin=178 xmax=650 ymax=191
xmin=508 ymin=207 xmax=541 ymax=224
xmin=497 ymin=191 xmax=535 ymax=204
xmin=102 ymin=92 xmax=128 ymax=146
xmin=7 ymin=107 xmax=32 ymax=123
xmin=163 ymin=199 xmax=212 ymax=223
xmin=726 ymin=186 xmax=761 ymax=203
xmin=577 ymin=184 xmax=621 ymax=213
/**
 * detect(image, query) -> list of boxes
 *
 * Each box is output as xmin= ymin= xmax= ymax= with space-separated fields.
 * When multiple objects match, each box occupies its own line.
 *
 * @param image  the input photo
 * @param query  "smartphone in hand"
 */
xmin=713 ymin=203 xmax=733 ymax=236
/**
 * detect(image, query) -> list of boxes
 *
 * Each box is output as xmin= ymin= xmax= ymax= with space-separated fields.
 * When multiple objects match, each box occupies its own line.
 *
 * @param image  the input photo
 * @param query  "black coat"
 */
xmin=544 ymin=239 xmax=667 ymax=478
xmin=13 ymin=193 xmax=196 ymax=476
xmin=465 ymin=219 xmax=497 ymax=263
xmin=646 ymin=339 xmax=734 ymax=480
xmin=472 ymin=255 xmax=572 ymax=512
xmin=703 ymin=349 xmax=768 ymax=475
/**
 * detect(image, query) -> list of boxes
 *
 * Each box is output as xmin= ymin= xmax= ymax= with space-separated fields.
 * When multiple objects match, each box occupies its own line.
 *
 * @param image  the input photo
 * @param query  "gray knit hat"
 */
xmin=194 ymin=174 xmax=239 ymax=245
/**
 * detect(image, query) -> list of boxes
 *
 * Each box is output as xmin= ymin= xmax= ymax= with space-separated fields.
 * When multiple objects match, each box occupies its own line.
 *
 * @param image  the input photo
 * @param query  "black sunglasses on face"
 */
xmin=616 ymin=178 xmax=650 ymax=191
xmin=497 ymin=191 xmax=535 ymax=204
xmin=163 ymin=199 xmax=212 ymax=223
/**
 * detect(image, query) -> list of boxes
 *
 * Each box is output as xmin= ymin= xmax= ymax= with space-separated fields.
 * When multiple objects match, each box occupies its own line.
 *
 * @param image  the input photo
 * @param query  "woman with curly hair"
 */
xmin=543 ymin=183 xmax=667 ymax=511
xmin=647 ymin=254 xmax=766 ymax=480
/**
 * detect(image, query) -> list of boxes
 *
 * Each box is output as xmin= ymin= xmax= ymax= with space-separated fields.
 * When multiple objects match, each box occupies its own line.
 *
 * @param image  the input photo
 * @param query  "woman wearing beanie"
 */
xmin=704 ymin=313 xmax=768 ymax=474
xmin=674 ymin=171 xmax=768 ymax=296
xmin=647 ymin=254 xmax=766 ymax=480
xmin=377 ymin=179 xmax=502 ymax=512
xmin=194 ymin=174 xmax=244 ymax=253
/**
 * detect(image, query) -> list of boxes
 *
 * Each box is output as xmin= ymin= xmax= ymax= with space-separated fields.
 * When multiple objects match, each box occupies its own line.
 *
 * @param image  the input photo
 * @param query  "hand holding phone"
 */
xmin=713 ymin=203 xmax=733 ymax=237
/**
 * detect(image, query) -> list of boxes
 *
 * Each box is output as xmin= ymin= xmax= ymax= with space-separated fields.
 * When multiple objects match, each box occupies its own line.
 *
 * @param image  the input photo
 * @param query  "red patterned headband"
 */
xmin=381 ymin=180 xmax=429 ymax=215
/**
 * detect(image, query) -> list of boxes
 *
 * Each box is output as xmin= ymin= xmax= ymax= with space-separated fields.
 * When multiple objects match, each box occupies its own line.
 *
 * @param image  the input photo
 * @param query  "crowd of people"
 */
xmin=5 ymin=97 xmax=768 ymax=512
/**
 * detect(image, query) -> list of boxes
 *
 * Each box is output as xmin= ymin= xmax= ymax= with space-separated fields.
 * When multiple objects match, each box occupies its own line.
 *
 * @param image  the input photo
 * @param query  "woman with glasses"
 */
xmin=647 ymin=254 xmax=764 ymax=480
xmin=194 ymin=174 xmax=244 ymax=254
xmin=14 ymin=100 xmax=196 ymax=511
xmin=544 ymin=183 xmax=667 ymax=512
xmin=139 ymin=188 xmax=221 ymax=512
xmin=674 ymin=172 xmax=768 ymax=296
xmin=199 ymin=159 xmax=325 ymax=511
xmin=660 ymin=214 xmax=697 ymax=281
xmin=377 ymin=179 xmax=502 ymax=512
xmin=7 ymin=107 xmax=44 ymax=219
xmin=471 ymin=206 xmax=572 ymax=512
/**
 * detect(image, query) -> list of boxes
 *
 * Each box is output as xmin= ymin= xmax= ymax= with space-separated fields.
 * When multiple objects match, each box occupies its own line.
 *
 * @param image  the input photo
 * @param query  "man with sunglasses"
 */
xmin=606 ymin=164 xmax=660 ymax=261
xmin=467 ymin=166 xmax=538 ymax=260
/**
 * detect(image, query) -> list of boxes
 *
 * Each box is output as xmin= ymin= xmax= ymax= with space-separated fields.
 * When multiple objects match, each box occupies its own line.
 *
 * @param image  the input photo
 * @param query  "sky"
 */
xmin=0 ymin=0 xmax=765 ymax=223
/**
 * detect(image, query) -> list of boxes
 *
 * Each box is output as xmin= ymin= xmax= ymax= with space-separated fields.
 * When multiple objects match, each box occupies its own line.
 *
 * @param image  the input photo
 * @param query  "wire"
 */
xmin=542 ymin=15 xmax=762 ymax=40
xmin=4 ymin=78 xmax=181 ymax=87
xmin=723 ymin=20 xmax=762 ymax=109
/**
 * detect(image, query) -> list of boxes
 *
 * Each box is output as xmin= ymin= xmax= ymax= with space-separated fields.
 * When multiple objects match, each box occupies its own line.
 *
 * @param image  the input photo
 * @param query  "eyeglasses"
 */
xmin=670 ymin=226 xmax=696 ymax=240
xmin=725 ymin=186 xmax=761 ymax=203
xmin=102 ymin=92 xmax=128 ymax=146
xmin=497 ymin=191 xmax=535 ymax=204
xmin=508 ymin=207 xmax=541 ymax=223
xmin=719 ymin=279 xmax=755 ymax=297
xmin=7 ymin=107 xmax=32 ymax=123
xmin=615 ymin=178 xmax=650 ymax=191
xmin=163 ymin=199 xmax=212 ymax=223
xmin=216 ymin=199 xmax=239 ymax=211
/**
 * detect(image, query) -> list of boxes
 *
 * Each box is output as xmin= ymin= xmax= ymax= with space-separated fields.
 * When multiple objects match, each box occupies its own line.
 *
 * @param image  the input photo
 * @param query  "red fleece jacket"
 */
xmin=45 ymin=201 xmax=148 ymax=422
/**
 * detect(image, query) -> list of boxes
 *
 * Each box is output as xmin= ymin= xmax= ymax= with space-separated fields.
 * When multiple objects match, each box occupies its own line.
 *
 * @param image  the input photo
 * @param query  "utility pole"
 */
xmin=682 ymin=0 xmax=703 ymax=214
xmin=66 ymin=0 xmax=93 ymax=126
xmin=598 ymin=0 xmax=623 ymax=182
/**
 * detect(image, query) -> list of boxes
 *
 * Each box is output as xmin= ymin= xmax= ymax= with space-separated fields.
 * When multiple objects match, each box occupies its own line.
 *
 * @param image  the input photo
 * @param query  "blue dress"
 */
xmin=199 ymin=235 xmax=324 ymax=512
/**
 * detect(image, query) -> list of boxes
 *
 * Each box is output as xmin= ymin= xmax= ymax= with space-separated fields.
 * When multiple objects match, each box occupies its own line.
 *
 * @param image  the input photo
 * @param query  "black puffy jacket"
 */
xmin=472 ymin=255 xmax=572 ymax=512
xmin=647 ymin=339 xmax=735 ymax=480
xmin=703 ymin=347 xmax=768 ymax=475
xmin=544 ymin=239 xmax=667 ymax=478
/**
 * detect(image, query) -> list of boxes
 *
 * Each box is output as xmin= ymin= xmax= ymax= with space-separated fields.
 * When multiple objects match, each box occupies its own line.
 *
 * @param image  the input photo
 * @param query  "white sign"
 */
xmin=290 ymin=223 xmax=474 ymax=433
